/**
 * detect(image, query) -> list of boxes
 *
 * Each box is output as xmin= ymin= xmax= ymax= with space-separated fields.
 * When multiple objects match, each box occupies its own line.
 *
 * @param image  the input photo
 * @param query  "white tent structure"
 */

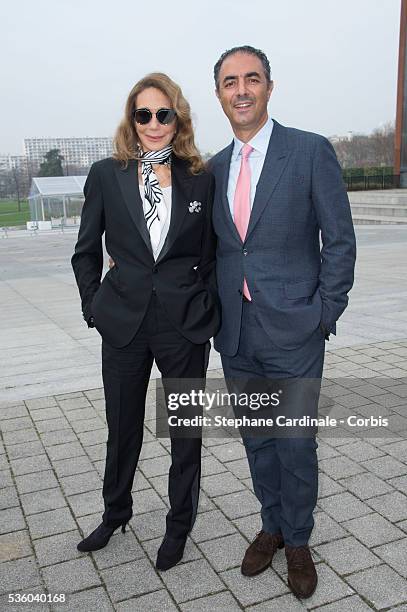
xmin=28 ymin=176 xmax=86 ymax=228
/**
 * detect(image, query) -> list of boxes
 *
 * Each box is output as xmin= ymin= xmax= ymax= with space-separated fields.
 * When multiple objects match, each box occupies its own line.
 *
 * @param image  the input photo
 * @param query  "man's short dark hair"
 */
xmin=214 ymin=45 xmax=271 ymax=90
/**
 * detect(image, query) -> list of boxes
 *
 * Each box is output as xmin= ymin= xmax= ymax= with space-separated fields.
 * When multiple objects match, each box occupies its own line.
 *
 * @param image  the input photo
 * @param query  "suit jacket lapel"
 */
xmin=246 ymin=121 xmax=291 ymax=240
xmin=114 ymin=159 xmax=153 ymax=255
xmin=155 ymin=155 xmax=194 ymax=264
xmin=217 ymin=142 xmax=242 ymax=243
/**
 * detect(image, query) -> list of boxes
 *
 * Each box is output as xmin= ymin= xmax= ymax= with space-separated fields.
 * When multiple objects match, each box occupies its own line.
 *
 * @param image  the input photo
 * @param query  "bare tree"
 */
xmin=332 ymin=122 xmax=394 ymax=169
xmin=0 ymin=165 xmax=30 ymax=202
xmin=370 ymin=122 xmax=394 ymax=167
xmin=65 ymin=163 xmax=90 ymax=176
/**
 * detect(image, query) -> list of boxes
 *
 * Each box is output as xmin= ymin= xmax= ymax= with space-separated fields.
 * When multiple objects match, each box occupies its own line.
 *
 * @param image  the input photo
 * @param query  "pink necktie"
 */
xmin=233 ymin=143 xmax=253 ymax=300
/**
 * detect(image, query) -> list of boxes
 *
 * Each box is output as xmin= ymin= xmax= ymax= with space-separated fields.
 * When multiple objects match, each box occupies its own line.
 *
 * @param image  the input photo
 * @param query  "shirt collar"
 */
xmin=232 ymin=117 xmax=274 ymax=160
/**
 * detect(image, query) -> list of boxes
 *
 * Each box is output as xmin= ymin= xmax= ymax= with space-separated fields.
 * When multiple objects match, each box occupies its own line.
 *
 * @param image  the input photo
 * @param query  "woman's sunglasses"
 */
xmin=133 ymin=108 xmax=177 ymax=125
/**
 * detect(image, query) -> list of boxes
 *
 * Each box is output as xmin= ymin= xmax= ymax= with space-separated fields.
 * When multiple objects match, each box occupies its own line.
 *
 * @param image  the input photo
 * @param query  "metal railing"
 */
xmin=344 ymin=174 xmax=400 ymax=191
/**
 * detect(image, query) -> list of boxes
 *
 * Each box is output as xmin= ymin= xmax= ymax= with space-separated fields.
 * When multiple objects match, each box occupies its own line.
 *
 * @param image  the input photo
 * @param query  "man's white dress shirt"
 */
xmin=227 ymin=117 xmax=274 ymax=217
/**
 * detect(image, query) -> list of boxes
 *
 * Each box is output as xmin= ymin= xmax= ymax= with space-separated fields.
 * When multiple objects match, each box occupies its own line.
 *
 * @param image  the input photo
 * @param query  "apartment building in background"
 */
xmin=23 ymin=136 xmax=113 ymax=168
xmin=0 ymin=154 xmax=30 ymax=171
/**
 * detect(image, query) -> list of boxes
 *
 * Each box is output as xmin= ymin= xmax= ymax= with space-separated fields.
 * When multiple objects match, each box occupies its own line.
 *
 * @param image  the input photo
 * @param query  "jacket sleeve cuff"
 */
xmin=82 ymin=304 xmax=94 ymax=327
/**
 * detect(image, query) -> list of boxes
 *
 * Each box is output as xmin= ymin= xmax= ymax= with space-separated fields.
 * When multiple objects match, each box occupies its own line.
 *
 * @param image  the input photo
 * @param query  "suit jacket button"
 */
xmin=153 ymin=268 xmax=158 ymax=274
xmin=243 ymin=249 xmax=248 ymax=256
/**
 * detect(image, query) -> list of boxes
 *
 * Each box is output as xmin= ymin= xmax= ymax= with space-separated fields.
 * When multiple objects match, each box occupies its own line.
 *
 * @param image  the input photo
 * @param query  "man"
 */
xmin=209 ymin=46 xmax=356 ymax=598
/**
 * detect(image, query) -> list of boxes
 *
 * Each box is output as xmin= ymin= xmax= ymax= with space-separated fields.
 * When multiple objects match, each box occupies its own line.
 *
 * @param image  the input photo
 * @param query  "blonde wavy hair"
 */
xmin=113 ymin=73 xmax=204 ymax=175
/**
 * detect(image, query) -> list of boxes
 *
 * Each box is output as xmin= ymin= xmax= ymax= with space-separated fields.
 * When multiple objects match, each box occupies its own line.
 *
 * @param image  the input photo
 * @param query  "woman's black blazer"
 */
xmin=71 ymin=154 xmax=220 ymax=348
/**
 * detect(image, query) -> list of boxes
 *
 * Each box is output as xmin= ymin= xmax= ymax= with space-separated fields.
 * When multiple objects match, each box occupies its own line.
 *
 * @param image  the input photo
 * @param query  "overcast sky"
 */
xmin=1 ymin=0 xmax=401 ymax=155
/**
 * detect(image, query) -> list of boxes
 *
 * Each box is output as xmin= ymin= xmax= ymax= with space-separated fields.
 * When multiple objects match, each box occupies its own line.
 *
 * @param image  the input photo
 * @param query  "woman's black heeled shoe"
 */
xmin=77 ymin=521 xmax=127 ymax=552
xmin=155 ymin=534 xmax=187 ymax=571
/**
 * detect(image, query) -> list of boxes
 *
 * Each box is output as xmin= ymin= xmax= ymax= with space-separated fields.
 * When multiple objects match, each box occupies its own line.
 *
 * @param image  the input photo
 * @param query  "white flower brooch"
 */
xmin=188 ymin=201 xmax=202 ymax=213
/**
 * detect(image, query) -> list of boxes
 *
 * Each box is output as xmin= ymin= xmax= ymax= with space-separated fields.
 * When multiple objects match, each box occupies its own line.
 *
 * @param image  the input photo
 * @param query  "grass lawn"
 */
xmin=0 ymin=199 xmax=30 ymax=227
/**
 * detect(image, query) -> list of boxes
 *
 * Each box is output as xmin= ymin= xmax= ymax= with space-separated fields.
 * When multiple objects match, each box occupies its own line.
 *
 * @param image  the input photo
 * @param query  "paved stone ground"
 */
xmin=0 ymin=226 xmax=406 ymax=402
xmin=0 ymin=351 xmax=406 ymax=611
xmin=0 ymin=226 xmax=406 ymax=610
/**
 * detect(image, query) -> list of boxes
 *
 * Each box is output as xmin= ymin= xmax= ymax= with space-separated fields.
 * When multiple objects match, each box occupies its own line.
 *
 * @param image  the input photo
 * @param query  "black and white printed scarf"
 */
xmin=139 ymin=145 xmax=172 ymax=252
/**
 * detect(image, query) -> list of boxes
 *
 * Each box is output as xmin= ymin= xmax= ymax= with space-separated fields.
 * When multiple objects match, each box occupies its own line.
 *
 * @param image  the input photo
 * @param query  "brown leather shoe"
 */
xmin=241 ymin=530 xmax=284 ymax=576
xmin=285 ymin=545 xmax=317 ymax=598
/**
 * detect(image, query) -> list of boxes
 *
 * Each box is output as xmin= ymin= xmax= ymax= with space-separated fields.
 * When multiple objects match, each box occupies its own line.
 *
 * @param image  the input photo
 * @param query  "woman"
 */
xmin=71 ymin=73 xmax=220 ymax=570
